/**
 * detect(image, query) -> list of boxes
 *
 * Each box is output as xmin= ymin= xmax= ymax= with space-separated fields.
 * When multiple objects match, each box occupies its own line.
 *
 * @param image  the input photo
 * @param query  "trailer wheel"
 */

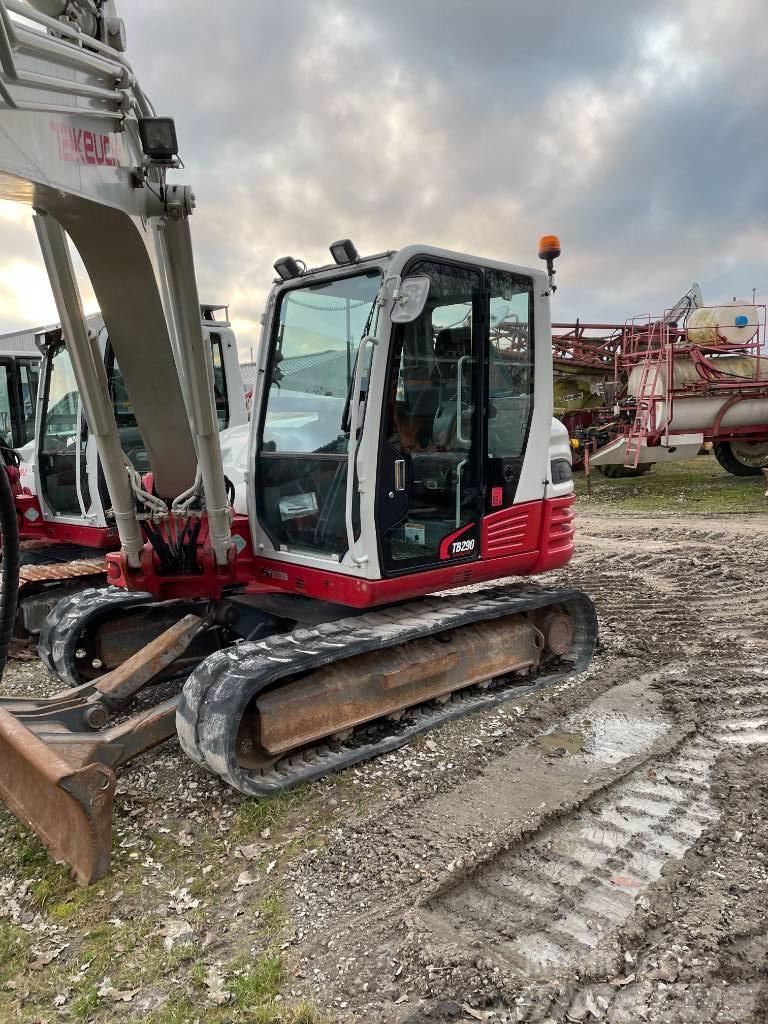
xmin=598 ymin=463 xmax=654 ymax=478
xmin=713 ymin=441 xmax=768 ymax=477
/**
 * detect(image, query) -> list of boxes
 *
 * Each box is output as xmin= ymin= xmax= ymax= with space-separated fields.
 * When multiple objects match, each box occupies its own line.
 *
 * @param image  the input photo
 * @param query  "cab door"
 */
xmin=377 ymin=259 xmax=484 ymax=573
xmin=484 ymin=268 xmax=535 ymax=512
xmin=0 ymin=358 xmax=19 ymax=449
xmin=376 ymin=261 xmax=536 ymax=574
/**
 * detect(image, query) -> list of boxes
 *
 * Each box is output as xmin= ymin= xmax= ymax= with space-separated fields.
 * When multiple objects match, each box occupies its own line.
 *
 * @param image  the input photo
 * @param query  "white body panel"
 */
xmin=547 ymin=417 xmax=575 ymax=498
xmin=219 ymin=422 xmax=249 ymax=515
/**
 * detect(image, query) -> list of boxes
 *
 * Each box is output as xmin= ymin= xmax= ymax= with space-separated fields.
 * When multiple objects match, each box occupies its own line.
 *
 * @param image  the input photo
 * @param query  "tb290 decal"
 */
xmin=450 ymin=537 xmax=476 ymax=556
xmin=439 ymin=523 xmax=479 ymax=561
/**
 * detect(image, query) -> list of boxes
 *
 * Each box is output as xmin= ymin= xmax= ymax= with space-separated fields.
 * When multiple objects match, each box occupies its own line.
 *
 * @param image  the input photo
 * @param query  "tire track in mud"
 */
xmin=518 ymin=981 xmax=763 ymax=1024
xmin=413 ymin=659 xmax=768 ymax=1021
xmin=554 ymin=544 xmax=768 ymax=669
xmin=419 ymin=734 xmax=719 ymax=980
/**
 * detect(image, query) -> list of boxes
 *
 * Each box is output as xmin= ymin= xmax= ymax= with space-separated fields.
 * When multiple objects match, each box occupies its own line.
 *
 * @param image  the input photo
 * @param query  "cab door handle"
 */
xmin=394 ymin=459 xmax=406 ymax=491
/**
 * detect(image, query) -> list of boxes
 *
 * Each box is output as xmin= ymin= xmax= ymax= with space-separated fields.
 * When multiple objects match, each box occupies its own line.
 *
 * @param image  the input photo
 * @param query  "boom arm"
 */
xmin=0 ymin=0 xmax=232 ymax=566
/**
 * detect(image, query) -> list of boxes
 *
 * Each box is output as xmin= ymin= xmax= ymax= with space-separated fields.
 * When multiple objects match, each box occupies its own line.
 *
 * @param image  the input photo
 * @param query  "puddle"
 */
xmin=532 ymin=710 xmax=671 ymax=766
xmin=579 ymin=710 xmax=670 ymax=765
xmin=530 ymin=730 xmax=585 ymax=757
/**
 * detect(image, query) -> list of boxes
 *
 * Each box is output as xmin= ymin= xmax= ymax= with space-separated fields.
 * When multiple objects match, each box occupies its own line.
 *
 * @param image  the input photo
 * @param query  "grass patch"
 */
xmin=0 ymin=921 xmax=29 ymax=986
xmin=232 ymin=787 xmax=310 ymax=839
xmin=0 ymin=815 xmax=78 ymax=909
xmin=136 ymin=996 xmax=200 ymax=1024
xmin=70 ymin=984 xmax=101 ymax=1021
xmin=231 ymin=948 xmax=284 ymax=1007
xmin=290 ymin=1004 xmax=322 ymax=1024
xmin=257 ymin=891 xmax=286 ymax=932
xmin=109 ymin=930 xmax=203 ymax=991
xmin=136 ymin=994 xmax=322 ymax=1024
xmin=576 ymin=452 xmax=768 ymax=514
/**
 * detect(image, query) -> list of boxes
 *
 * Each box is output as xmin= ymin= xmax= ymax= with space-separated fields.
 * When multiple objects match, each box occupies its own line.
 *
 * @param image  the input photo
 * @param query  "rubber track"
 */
xmin=38 ymin=586 xmax=155 ymax=685
xmin=177 ymin=583 xmax=597 ymax=796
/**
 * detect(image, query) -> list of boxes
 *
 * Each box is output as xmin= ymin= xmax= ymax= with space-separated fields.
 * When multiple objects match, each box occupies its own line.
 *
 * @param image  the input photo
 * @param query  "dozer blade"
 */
xmin=0 ymin=706 xmax=115 ymax=885
xmin=0 ymin=615 xmax=205 ymax=884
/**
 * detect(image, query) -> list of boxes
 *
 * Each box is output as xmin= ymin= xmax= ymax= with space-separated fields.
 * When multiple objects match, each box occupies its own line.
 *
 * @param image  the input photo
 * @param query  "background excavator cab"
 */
xmin=23 ymin=311 xmax=246 ymax=530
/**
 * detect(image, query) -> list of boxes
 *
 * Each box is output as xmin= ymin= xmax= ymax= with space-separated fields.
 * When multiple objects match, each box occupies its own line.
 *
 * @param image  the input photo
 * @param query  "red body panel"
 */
xmin=249 ymin=547 xmax=541 ymax=608
xmin=530 ymin=494 xmax=576 ymax=573
xmin=481 ymin=501 xmax=543 ymax=559
xmin=105 ymin=495 xmax=577 ymax=608
xmin=15 ymin=493 xmax=118 ymax=548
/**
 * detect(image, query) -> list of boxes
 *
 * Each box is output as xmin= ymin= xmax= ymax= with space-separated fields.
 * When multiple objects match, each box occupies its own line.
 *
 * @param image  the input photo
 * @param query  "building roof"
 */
xmin=280 ymin=350 xmax=344 ymax=375
xmin=0 ymin=325 xmax=49 ymax=354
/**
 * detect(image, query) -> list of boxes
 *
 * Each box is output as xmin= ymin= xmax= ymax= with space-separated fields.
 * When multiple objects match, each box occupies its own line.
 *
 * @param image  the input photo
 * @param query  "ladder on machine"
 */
xmin=624 ymin=332 xmax=665 ymax=468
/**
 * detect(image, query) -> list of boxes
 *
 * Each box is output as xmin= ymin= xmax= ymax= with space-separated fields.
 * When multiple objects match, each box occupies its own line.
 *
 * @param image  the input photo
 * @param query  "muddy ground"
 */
xmin=1 ymin=507 xmax=767 ymax=1023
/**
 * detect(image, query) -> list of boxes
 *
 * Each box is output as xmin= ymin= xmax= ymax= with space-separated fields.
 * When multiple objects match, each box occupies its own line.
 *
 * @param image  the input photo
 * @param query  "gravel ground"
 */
xmin=0 ymin=510 xmax=766 ymax=1023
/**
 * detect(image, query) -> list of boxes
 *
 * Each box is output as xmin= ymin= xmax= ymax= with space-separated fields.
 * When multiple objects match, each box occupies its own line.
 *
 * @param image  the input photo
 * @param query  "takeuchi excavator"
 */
xmin=0 ymin=0 xmax=596 ymax=884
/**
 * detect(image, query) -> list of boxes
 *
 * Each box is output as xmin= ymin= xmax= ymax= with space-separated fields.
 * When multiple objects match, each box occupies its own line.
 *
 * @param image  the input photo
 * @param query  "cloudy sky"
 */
xmin=1 ymin=0 xmax=765 ymax=357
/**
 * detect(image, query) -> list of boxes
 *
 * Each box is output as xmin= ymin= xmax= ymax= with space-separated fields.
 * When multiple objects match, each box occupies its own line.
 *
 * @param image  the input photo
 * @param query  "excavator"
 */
xmin=0 ymin=0 xmax=596 ymax=883
xmin=9 ymin=307 xmax=246 ymax=637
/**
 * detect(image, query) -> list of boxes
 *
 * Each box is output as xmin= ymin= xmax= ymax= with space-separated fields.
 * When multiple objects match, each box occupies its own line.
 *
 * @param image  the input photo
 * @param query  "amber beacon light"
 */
xmin=538 ymin=234 xmax=561 ymax=292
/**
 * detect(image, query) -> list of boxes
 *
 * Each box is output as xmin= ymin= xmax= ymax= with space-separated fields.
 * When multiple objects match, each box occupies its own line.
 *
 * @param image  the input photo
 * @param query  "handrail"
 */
xmin=0 ymin=0 xmax=147 ymax=117
xmin=456 ymin=354 xmax=473 ymax=445
xmin=344 ymin=335 xmax=377 ymax=565
xmin=455 ymin=458 xmax=467 ymax=528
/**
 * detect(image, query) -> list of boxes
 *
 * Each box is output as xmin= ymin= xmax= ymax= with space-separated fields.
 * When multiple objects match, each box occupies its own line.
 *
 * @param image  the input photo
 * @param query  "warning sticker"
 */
xmin=404 ymin=522 xmax=426 ymax=545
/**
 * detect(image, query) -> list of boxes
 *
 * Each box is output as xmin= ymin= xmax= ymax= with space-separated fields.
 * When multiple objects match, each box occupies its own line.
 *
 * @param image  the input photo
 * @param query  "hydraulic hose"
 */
xmin=0 ymin=463 xmax=19 ymax=680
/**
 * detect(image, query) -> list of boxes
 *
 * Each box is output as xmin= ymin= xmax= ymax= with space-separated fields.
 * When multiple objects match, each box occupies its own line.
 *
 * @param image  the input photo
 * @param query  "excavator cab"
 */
xmin=249 ymin=245 xmax=573 ymax=604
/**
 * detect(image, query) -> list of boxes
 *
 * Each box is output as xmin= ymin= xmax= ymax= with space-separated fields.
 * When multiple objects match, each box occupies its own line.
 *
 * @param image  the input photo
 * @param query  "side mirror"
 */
xmin=391 ymin=275 xmax=430 ymax=323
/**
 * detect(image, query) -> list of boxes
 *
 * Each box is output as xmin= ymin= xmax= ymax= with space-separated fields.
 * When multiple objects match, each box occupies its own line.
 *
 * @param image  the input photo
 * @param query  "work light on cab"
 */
xmin=273 ymin=256 xmax=304 ymax=281
xmin=329 ymin=239 xmax=359 ymax=265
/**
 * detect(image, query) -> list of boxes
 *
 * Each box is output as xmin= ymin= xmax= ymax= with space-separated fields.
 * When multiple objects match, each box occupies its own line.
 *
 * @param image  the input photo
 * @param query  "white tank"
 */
xmin=628 ymin=355 xmax=768 ymax=432
xmin=686 ymin=303 xmax=759 ymax=347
